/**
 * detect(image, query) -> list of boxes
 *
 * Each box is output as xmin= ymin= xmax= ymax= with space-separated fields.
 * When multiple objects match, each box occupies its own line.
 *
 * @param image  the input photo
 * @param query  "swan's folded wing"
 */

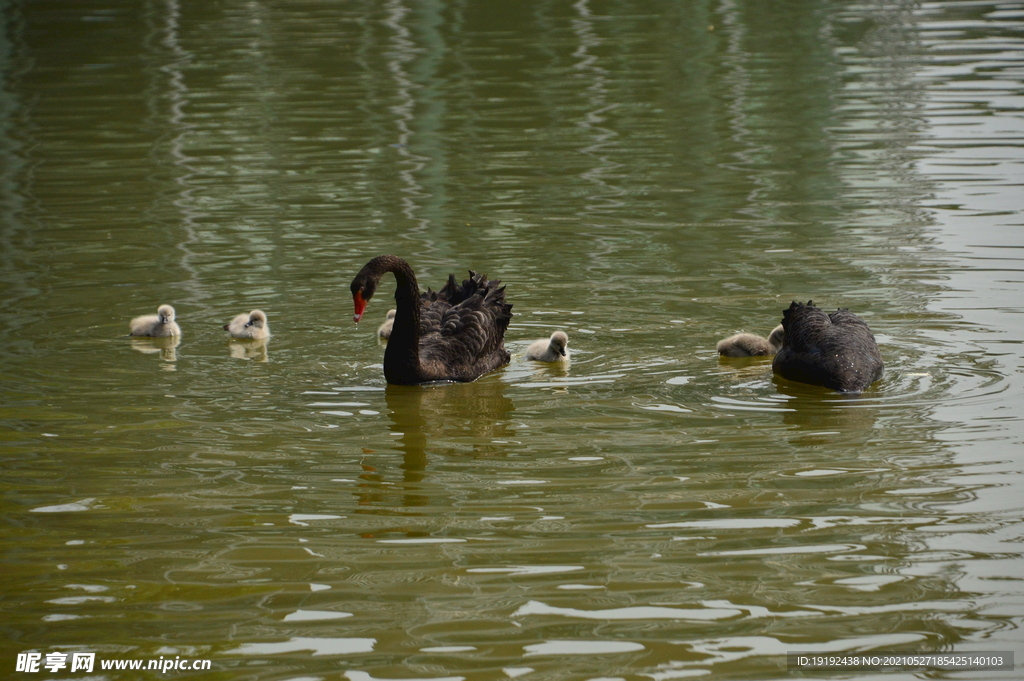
xmin=436 ymin=273 xmax=463 ymax=303
xmin=434 ymin=271 xmax=492 ymax=304
xmin=420 ymin=272 xmax=473 ymax=333
xmin=828 ymin=308 xmax=871 ymax=330
xmin=418 ymin=295 xmax=449 ymax=336
xmin=781 ymin=301 xmax=833 ymax=351
xmin=420 ymin=285 xmax=511 ymax=364
xmin=430 ymin=301 xmax=499 ymax=354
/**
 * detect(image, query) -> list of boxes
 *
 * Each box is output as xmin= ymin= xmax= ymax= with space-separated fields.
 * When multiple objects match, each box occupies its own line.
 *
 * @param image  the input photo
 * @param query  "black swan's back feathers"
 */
xmin=418 ymin=271 xmax=512 ymax=381
xmin=772 ymin=300 xmax=883 ymax=392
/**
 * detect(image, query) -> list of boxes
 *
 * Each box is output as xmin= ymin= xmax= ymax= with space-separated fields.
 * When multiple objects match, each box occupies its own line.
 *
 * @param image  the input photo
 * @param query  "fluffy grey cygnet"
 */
xmin=223 ymin=309 xmax=270 ymax=339
xmin=377 ymin=309 xmax=396 ymax=339
xmin=716 ymin=325 xmax=784 ymax=357
xmin=129 ymin=304 xmax=181 ymax=337
xmin=526 ymin=331 xmax=569 ymax=362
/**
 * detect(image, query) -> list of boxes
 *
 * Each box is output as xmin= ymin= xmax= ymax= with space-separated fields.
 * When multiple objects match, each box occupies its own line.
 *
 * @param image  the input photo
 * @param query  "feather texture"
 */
xmin=129 ymin=304 xmax=181 ymax=338
xmin=223 ymin=309 xmax=270 ymax=339
xmin=351 ymin=255 xmax=512 ymax=384
xmin=526 ymin=331 xmax=569 ymax=362
xmin=772 ymin=300 xmax=883 ymax=392
xmin=717 ymin=325 xmax=784 ymax=357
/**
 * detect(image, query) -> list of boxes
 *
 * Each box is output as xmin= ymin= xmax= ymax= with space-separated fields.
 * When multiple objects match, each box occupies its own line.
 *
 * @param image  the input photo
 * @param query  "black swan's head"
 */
xmin=350 ymin=275 xmax=378 ymax=323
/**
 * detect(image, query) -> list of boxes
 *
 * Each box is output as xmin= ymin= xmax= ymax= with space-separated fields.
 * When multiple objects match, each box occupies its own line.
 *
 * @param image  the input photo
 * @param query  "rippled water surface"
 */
xmin=2 ymin=1 xmax=1023 ymax=679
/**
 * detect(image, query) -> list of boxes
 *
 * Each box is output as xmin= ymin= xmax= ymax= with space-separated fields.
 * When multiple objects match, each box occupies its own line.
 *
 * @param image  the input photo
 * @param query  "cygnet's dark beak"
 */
xmin=222 ymin=324 xmax=230 ymax=331
xmin=559 ymin=347 xmax=566 ymax=356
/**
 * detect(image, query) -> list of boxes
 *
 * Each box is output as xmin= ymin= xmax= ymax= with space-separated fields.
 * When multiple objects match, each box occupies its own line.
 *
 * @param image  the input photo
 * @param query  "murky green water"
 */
xmin=2 ymin=1 xmax=1023 ymax=679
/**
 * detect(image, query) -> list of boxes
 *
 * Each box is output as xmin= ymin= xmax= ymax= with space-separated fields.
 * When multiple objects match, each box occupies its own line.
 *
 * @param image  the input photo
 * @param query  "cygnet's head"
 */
xmin=385 ymin=309 xmax=396 ymax=320
xmin=158 ymin=304 xmax=176 ymax=324
xmin=767 ymin=324 xmax=785 ymax=349
xmin=549 ymin=331 xmax=569 ymax=356
xmin=248 ymin=309 xmax=268 ymax=328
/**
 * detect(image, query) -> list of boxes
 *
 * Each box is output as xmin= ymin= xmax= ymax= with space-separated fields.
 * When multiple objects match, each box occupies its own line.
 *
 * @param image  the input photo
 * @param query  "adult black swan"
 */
xmin=772 ymin=300 xmax=883 ymax=392
xmin=350 ymin=255 xmax=513 ymax=385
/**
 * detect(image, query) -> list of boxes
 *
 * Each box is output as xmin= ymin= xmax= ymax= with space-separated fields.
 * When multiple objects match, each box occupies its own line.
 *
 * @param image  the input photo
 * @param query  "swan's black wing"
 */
xmin=774 ymin=300 xmax=883 ymax=392
xmin=417 ymin=271 xmax=512 ymax=381
xmin=828 ymin=308 xmax=872 ymax=330
xmin=418 ymin=273 xmax=462 ymax=336
xmin=778 ymin=300 xmax=831 ymax=352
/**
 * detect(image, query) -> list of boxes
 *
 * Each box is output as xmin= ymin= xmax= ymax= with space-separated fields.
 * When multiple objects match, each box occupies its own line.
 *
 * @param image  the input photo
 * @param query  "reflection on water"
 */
xmin=773 ymin=385 xmax=882 ymax=434
xmin=227 ymin=338 xmax=269 ymax=362
xmin=129 ymin=336 xmax=180 ymax=364
xmin=385 ymin=379 xmax=516 ymax=464
xmin=1 ymin=1 xmax=1023 ymax=678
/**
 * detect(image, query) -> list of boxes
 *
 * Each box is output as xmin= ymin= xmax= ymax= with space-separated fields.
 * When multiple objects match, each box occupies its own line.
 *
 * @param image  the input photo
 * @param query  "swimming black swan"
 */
xmin=526 ymin=331 xmax=569 ymax=362
xmin=350 ymin=255 xmax=513 ymax=384
xmin=717 ymin=325 xmax=784 ymax=357
xmin=129 ymin=304 xmax=181 ymax=337
xmin=224 ymin=309 xmax=270 ymax=339
xmin=772 ymin=300 xmax=883 ymax=392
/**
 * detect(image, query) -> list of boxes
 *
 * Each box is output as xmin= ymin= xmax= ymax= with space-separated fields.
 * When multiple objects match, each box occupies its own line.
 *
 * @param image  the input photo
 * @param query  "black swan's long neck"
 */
xmin=361 ymin=256 xmax=423 ymax=384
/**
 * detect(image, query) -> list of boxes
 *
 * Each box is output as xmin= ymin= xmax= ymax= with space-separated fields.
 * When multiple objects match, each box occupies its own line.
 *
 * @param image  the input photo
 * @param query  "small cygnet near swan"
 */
xmin=717 ymin=325 xmax=784 ymax=357
xmin=526 ymin=331 xmax=569 ymax=362
xmin=223 ymin=309 xmax=270 ymax=339
xmin=129 ymin=304 xmax=181 ymax=337
xmin=377 ymin=309 xmax=396 ymax=340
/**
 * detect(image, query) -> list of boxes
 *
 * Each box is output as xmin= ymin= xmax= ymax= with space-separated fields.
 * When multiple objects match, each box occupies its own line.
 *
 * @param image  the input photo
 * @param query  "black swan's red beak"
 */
xmin=353 ymin=291 xmax=367 ymax=323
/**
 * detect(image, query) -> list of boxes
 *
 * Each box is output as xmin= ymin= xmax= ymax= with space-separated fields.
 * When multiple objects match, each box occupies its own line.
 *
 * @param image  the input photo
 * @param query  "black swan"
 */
xmin=223 ymin=309 xmax=270 ymax=339
xmin=772 ymin=300 xmax=883 ymax=392
xmin=129 ymin=304 xmax=181 ymax=337
xmin=526 ymin=331 xmax=569 ymax=362
xmin=350 ymin=255 xmax=513 ymax=385
xmin=717 ymin=325 xmax=784 ymax=357
xmin=377 ymin=309 xmax=396 ymax=340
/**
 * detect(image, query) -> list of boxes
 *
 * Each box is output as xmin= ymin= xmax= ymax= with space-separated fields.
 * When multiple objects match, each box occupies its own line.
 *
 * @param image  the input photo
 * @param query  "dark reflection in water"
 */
xmin=773 ymin=381 xmax=882 ymax=434
xmin=385 ymin=379 xmax=516 ymax=467
xmin=349 ymin=379 xmax=517 ymax=512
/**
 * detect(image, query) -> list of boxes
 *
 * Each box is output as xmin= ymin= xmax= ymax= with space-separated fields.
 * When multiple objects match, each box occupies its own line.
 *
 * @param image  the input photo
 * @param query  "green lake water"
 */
xmin=2 ymin=1 xmax=1023 ymax=679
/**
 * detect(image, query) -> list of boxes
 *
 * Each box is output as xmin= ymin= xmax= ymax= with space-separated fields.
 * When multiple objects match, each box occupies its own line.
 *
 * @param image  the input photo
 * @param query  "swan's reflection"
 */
xmin=353 ymin=380 xmax=516 ymax=512
xmin=130 ymin=336 xmax=180 ymax=363
xmin=774 ymin=377 xmax=880 ymax=435
xmin=227 ymin=338 xmax=269 ymax=361
xmin=384 ymin=379 xmax=516 ymax=471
